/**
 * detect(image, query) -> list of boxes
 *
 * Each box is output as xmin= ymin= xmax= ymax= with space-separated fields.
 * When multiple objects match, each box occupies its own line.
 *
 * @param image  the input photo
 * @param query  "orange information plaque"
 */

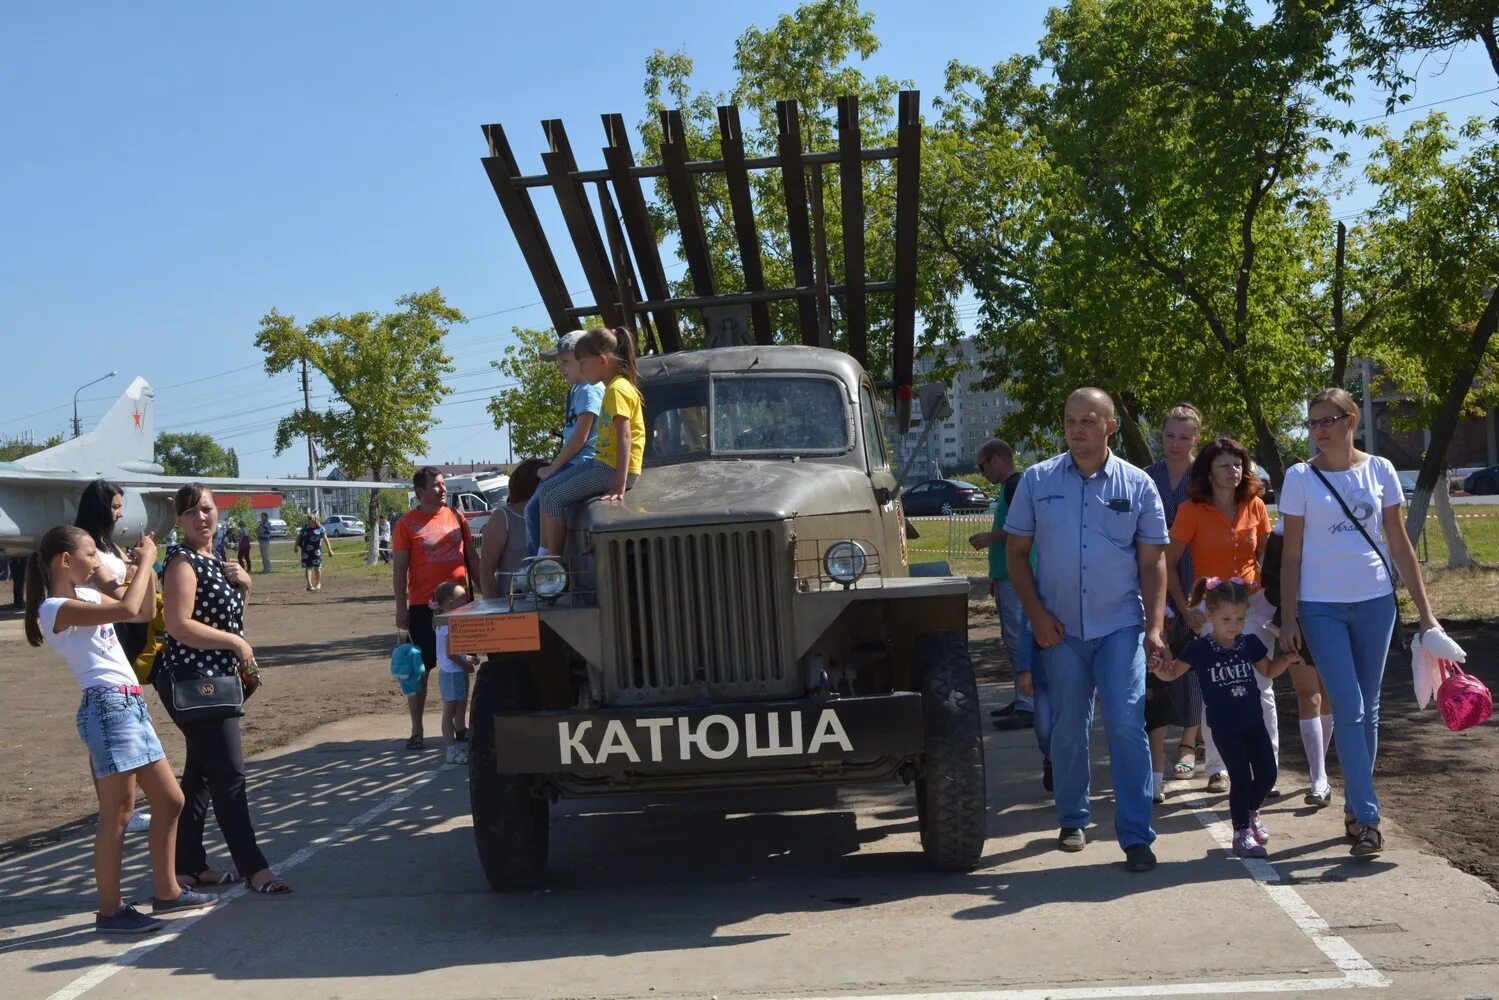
xmin=446 ymin=612 xmax=541 ymax=654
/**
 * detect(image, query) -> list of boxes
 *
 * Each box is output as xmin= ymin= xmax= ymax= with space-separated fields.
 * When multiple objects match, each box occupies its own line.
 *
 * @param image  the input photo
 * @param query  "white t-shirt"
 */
xmin=39 ymin=588 xmax=140 ymax=690
xmin=1279 ymin=456 xmax=1403 ymax=603
xmin=97 ymin=549 xmax=127 ymax=588
xmin=435 ymin=624 xmax=467 ymax=674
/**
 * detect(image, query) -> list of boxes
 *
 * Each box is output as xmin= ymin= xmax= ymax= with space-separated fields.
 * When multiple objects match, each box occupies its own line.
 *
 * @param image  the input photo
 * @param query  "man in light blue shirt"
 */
xmin=1004 ymin=387 xmax=1169 ymax=872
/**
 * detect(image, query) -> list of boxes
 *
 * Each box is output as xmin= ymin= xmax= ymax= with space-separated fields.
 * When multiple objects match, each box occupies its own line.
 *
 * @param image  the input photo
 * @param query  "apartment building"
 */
xmin=885 ymin=336 xmax=1022 ymax=485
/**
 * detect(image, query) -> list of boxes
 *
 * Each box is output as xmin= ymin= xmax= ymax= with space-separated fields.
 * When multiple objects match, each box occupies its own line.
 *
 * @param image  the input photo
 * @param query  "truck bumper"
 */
xmin=493 ymin=692 xmax=923 ymax=776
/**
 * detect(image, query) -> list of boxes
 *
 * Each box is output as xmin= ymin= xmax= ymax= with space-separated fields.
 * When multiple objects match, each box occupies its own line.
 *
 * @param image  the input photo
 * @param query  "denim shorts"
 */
xmin=76 ymin=687 xmax=166 ymax=778
xmin=438 ymin=670 xmax=469 ymax=703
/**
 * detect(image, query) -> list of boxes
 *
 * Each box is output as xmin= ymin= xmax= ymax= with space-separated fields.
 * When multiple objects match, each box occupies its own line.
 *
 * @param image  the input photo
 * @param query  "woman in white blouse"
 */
xmin=1279 ymin=388 xmax=1445 ymax=858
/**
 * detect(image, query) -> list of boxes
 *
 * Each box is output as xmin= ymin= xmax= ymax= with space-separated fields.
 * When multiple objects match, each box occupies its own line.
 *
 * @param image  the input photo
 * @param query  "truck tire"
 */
xmin=468 ymin=657 xmax=549 ymax=890
xmin=914 ymin=630 xmax=986 ymax=870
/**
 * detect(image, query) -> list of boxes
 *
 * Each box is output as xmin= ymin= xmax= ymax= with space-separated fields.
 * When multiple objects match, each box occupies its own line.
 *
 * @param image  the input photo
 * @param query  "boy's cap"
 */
xmin=540 ymin=330 xmax=588 ymax=359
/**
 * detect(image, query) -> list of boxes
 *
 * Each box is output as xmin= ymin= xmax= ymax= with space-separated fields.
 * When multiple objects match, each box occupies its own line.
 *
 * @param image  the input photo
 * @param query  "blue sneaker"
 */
xmin=96 ymin=904 xmax=163 ymax=934
xmin=152 ymin=888 xmax=218 ymax=914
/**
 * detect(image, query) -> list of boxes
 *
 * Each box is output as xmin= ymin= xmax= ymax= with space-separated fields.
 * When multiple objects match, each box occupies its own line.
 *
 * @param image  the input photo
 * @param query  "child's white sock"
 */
xmin=1151 ymin=771 xmax=1164 ymax=799
xmin=1322 ymin=715 xmax=1335 ymax=756
xmin=536 ymin=547 xmax=552 ymax=557
xmin=1300 ymin=717 xmax=1328 ymax=792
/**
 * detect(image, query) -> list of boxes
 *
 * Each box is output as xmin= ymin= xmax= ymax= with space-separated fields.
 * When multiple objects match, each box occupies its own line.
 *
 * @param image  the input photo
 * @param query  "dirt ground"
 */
xmin=3 ymin=565 xmax=1497 ymax=891
xmin=0 ymin=565 xmax=410 ymax=852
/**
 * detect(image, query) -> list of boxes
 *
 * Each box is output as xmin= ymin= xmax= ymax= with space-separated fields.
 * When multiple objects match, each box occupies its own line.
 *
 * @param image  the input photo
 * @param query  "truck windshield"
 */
xmin=644 ymin=376 xmax=850 ymax=466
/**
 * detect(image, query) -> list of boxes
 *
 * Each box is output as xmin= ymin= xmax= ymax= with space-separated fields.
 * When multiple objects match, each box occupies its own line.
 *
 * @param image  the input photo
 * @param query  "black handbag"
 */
xmin=170 ymin=673 xmax=245 ymax=722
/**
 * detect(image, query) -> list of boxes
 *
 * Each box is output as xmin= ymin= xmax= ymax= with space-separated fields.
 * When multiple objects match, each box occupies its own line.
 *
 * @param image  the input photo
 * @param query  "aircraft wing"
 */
xmin=111 ymin=474 xmax=397 ymax=491
xmin=0 ymin=466 xmax=108 ymax=488
xmin=0 ymin=466 xmax=393 ymax=492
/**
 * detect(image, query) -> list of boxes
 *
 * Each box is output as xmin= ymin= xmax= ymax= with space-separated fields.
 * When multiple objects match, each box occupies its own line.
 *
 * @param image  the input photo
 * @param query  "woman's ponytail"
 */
xmin=23 ymin=551 xmax=49 ymax=647
xmin=23 ymin=525 xmax=90 ymax=647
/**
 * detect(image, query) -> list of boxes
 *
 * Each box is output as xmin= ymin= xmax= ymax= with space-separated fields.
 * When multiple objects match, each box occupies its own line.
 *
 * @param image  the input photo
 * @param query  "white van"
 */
xmin=444 ymin=472 xmax=510 ymax=536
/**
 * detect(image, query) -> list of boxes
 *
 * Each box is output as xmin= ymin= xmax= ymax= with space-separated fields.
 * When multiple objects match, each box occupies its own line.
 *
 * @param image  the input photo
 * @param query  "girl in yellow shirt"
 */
xmin=534 ymin=327 xmax=644 ymax=555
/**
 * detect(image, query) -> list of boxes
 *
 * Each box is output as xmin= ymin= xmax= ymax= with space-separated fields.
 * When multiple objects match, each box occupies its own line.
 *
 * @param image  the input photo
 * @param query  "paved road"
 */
xmin=3 ymin=698 xmax=1497 ymax=1000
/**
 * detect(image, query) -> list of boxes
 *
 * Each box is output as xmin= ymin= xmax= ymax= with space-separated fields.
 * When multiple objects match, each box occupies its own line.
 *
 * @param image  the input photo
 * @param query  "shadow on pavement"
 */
xmin=5 ymin=721 xmax=1399 ymax=983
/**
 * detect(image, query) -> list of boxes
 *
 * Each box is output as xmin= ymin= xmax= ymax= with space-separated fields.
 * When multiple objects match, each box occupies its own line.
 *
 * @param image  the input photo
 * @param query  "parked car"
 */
xmin=322 ymin=515 xmax=367 ymax=538
xmin=265 ymin=517 xmax=288 ymax=538
xmin=1464 ymin=465 xmax=1499 ymax=496
xmin=900 ymin=479 xmax=992 ymax=516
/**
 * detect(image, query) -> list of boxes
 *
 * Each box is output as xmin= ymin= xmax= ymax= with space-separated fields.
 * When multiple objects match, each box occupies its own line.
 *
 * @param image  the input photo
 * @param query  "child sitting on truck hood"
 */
xmin=526 ymin=330 xmax=604 ymax=556
xmin=533 ymin=327 xmax=645 ymax=557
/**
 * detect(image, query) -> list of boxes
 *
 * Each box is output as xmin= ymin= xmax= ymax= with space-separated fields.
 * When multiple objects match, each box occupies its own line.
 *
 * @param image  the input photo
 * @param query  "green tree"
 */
xmin=1338 ymin=1 xmax=1499 ymax=111
xmin=1335 ymin=2 xmax=1499 ymax=562
xmin=255 ymin=289 xmax=462 ymax=564
xmin=154 ymin=431 xmax=235 ymax=477
xmin=487 ymin=326 xmax=569 ymax=460
xmin=1356 ymin=114 xmax=1499 ymax=552
xmin=227 ymin=495 xmax=254 ymax=532
xmin=280 ymin=498 xmax=305 ymax=534
xmin=924 ymin=0 xmax=1347 ymax=480
xmin=0 ymin=433 xmax=63 ymax=462
xmin=225 ymin=447 xmax=240 ymax=477
xmin=377 ymin=488 xmax=410 ymax=518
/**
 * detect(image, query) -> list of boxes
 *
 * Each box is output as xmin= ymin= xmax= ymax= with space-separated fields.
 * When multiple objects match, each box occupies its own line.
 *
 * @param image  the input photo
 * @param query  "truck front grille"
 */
xmin=602 ymin=525 xmax=794 ymax=704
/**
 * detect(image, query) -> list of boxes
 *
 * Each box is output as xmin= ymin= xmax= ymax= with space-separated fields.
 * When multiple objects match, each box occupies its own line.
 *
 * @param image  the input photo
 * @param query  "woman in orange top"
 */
xmin=1165 ymin=437 xmax=1279 ymax=790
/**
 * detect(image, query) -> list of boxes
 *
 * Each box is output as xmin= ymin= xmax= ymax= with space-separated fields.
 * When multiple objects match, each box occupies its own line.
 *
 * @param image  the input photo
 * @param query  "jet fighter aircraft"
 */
xmin=1 ymin=377 xmax=392 ymax=556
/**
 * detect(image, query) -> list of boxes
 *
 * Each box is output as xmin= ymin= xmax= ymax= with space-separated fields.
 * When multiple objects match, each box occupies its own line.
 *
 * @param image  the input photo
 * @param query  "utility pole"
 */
xmin=301 ymin=359 xmax=318 ymax=516
xmin=1360 ymin=358 xmax=1377 ymax=459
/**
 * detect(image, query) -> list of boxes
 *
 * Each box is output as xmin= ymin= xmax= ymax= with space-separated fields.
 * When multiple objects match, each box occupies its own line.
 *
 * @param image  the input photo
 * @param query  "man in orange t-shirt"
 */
xmin=393 ymin=467 xmax=481 ymax=750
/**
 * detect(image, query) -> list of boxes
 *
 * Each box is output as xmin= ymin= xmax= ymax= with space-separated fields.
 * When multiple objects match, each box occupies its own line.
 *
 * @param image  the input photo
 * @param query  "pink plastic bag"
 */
xmin=1436 ymin=661 xmax=1493 ymax=732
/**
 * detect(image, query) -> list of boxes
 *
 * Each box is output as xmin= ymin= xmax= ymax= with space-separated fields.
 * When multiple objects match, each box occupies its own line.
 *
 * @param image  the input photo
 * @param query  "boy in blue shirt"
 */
xmin=526 ymin=330 xmax=605 ymax=555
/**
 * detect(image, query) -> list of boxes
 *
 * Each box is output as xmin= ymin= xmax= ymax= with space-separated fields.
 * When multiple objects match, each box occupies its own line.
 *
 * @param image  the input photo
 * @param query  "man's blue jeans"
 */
xmin=1039 ymin=626 xmax=1155 ymax=848
xmin=993 ymin=579 xmax=1036 ymax=713
xmin=1297 ymin=594 xmax=1396 ymax=826
xmin=1028 ymin=641 xmax=1052 ymax=761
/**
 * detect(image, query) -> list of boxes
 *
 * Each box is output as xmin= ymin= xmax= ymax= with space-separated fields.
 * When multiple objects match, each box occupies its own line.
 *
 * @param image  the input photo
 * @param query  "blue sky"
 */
xmin=2 ymin=2 xmax=1495 ymax=476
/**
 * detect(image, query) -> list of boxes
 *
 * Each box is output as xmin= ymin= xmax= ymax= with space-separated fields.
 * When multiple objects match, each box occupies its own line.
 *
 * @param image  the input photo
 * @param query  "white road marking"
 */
xmin=42 ymin=763 xmax=445 ymax=1000
xmin=785 ymin=788 xmax=1389 ymax=1000
xmin=1176 ymin=786 xmax=1390 ymax=987
xmin=39 ymin=763 xmax=1391 ymax=1000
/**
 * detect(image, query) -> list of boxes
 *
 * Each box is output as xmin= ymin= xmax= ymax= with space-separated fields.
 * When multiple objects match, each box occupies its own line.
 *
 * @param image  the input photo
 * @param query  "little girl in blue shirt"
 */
xmin=1153 ymin=577 xmax=1301 ymax=858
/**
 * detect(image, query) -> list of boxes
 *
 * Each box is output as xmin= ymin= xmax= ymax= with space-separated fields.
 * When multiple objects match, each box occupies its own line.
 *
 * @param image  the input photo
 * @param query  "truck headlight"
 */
xmin=527 ymin=557 xmax=569 ymax=598
xmin=823 ymin=540 xmax=868 ymax=585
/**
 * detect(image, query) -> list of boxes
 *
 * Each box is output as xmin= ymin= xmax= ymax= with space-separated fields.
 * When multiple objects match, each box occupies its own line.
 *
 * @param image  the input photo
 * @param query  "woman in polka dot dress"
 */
xmin=154 ymin=483 xmax=291 ymax=896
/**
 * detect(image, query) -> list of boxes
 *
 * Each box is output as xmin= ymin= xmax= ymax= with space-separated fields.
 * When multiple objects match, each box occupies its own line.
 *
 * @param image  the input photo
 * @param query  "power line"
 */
xmin=1351 ymin=86 xmax=1499 ymax=126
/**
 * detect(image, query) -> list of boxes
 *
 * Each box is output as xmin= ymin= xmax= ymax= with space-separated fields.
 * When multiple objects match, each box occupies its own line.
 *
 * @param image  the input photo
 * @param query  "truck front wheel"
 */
xmin=914 ymin=630 xmax=986 ymax=870
xmin=468 ymin=656 xmax=549 ymax=890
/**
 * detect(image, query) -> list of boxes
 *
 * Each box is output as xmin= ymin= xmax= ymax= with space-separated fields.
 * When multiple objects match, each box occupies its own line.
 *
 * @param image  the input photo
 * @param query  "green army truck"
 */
xmin=445 ymin=89 xmax=987 ymax=889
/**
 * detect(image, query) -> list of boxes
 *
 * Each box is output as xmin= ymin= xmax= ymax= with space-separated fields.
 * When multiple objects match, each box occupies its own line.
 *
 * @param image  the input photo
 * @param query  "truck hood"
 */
xmin=585 ymin=461 xmax=875 ymax=532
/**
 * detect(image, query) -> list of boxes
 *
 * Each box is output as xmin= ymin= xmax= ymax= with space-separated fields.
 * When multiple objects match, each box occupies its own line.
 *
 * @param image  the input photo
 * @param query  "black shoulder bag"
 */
xmin=1307 ymin=461 xmax=1406 ymax=652
xmin=1306 ymin=462 xmax=1396 ymax=587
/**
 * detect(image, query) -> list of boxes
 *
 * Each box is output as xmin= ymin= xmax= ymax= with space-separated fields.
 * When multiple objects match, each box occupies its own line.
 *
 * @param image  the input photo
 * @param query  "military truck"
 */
xmin=445 ymin=90 xmax=987 ymax=889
